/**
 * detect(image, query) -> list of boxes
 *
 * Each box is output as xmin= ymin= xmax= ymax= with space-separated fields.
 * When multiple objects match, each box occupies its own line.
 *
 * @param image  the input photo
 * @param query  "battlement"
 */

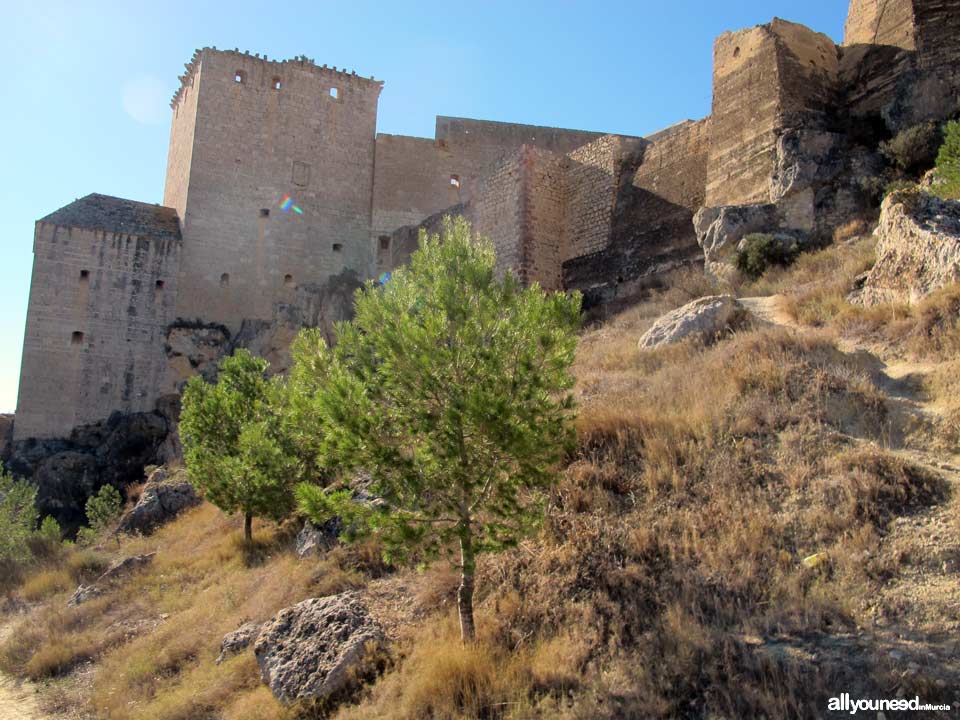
xmin=170 ymin=47 xmax=383 ymax=109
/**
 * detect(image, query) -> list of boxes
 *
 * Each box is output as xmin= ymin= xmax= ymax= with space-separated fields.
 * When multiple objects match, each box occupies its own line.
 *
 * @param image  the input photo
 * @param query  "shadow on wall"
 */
xmin=563 ymin=157 xmax=704 ymax=314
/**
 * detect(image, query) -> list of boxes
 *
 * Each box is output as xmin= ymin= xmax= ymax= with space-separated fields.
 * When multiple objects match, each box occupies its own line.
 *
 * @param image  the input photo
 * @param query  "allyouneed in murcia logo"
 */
xmin=828 ymin=693 xmax=951 ymax=714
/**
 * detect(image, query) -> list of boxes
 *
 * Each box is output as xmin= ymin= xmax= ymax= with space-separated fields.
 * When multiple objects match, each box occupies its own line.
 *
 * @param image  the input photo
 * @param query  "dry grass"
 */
xmin=333 ymin=322 xmax=952 ymax=719
xmin=742 ymin=234 xmax=876 ymax=302
xmin=19 ymin=568 xmax=73 ymax=601
xmin=0 ymin=495 xmax=388 ymax=720
xmin=4 ymin=260 xmax=957 ymax=719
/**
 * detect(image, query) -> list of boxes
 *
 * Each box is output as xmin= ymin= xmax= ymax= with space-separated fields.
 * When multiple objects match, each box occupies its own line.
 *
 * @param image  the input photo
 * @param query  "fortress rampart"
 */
xmin=14 ymin=0 xmax=960 ymax=445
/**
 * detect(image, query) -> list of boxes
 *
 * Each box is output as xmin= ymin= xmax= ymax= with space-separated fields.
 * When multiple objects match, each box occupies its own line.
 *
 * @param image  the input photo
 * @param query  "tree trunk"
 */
xmin=244 ymin=512 xmax=253 ymax=543
xmin=458 ymin=532 xmax=476 ymax=643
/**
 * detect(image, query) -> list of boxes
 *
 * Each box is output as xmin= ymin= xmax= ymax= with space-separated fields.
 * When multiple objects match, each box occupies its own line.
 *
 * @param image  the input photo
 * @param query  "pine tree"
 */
xmin=295 ymin=216 xmax=581 ymax=642
xmin=180 ymin=349 xmax=298 ymax=542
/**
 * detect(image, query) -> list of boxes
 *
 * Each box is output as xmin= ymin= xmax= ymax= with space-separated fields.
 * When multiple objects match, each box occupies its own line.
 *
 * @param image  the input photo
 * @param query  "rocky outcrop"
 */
xmin=638 ymin=295 xmax=749 ymax=350
xmin=851 ymin=190 xmax=960 ymax=306
xmin=217 ymin=621 xmax=262 ymax=664
xmin=296 ymin=520 xmax=341 ymax=559
xmin=68 ymin=553 xmax=156 ymax=607
xmin=694 ymin=204 xmax=781 ymax=277
xmin=8 ymin=411 xmax=169 ymax=531
xmin=254 ymin=593 xmax=385 ymax=706
xmin=116 ymin=468 xmax=200 ymax=535
xmin=0 ymin=414 xmax=14 ymax=463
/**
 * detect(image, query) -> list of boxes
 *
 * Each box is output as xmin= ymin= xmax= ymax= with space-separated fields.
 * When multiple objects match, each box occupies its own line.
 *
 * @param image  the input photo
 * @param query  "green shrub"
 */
xmin=934 ymin=119 xmax=960 ymax=200
xmin=735 ymin=233 xmax=799 ymax=280
xmin=880 ymin=122 xmax=940 ymax=173
xmin=884 ymin=179 xmax=917 ymax=197
xmin=0 ymin=472 xmax=39 ymax=565
xmin=85 ymin=485 xmax=124 ymax=532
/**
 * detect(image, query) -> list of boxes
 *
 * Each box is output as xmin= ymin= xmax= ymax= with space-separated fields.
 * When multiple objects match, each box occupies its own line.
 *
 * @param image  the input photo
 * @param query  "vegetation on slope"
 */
xmin=1 ymin=233 xmax=958 ymax=720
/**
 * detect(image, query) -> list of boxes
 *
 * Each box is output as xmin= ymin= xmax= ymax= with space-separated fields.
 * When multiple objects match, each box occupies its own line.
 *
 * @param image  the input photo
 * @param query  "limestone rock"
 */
xmin=217 ymin=621 xmax=262 ymax=664
xmin=68 ymin=553 xmax=156 ymax=607
xmin=254 ymin=593 xmax=385 ymax=705
xmin=8 ymin=410 xmax=169 ymax=531
xmin=694 ymin=204 xmax=779 ymax=276
xmin=296 ymin=519 xmax=340 ymax=559
xmin=116 ymin=469 xmax=200 ymax=535
xmin=67 ymin=584 xmax=104 ymax=607
xmin=638 ymin=295 xmax=748 ymax=350
xmin=851 ymin=190 xmax=960 ymax=306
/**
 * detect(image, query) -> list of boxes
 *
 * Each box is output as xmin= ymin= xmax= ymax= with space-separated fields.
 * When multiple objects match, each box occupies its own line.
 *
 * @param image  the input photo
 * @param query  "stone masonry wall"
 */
xmin=565 ymin=136 xmax=643 ymax=259
xmin=371 ymin=134 xmax=464 ymax=254
xmin=469 ymin=154 xmax=525 ymax=279
xmin=706 ymin=20 xmax=839 ymax=208
xmin=519 ymin=146 xmax=568 ymax=290
xmin=843 ymin=0 xmax=916 ymax=49
xmin=16 ymin=224 xmax=180 ymax=440
xmin=167 ymin=49 xmax=382 ymax=331
xmin=371 ymin=118 xmax=608 ymax=269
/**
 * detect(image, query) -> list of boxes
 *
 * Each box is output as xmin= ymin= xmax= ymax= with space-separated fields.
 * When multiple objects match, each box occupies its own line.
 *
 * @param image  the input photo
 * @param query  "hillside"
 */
xmin=2 ymin=226 xmax=958 ymax=718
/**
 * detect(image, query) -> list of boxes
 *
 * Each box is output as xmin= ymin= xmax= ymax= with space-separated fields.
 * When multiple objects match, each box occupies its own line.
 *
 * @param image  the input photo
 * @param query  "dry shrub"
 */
xmin=739 ymin=234 xmax=875 ymax=299
xmin=222 ymin=686 xmax=289 ymax=720
xmin=336 ymin=613 xmax=543 ymax=720
xmin=19 ymin=568 xmax=73 ymax=601
xmin=833 ymin=218 xmax=870 ymax=243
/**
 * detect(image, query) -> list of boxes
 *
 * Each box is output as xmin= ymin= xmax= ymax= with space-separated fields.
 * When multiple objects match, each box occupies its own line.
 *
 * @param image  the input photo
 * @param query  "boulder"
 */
xmin=8 ymin=410 xmax=169 ymax=531
xmin=116 ymin=469 xmax=200 ymax=535
xmin=68 ymin=552 xmax=156 ymax=607
xmin=296 ymin=519 xmax=340 ymax=559
xmin=638 ymin=295 xmax=748 ymax=350
xmin=694 ymin=204 xmax=780 ymax=277
xmin=67 ymin=584 xmax=104 ymax=607
xmin=254 ymin=593 xmax=385 ymax=706
xmin=851 ymin=190 xmax=960 ymax=306
xmin=217 ymin=621 xmax=262 ymax=664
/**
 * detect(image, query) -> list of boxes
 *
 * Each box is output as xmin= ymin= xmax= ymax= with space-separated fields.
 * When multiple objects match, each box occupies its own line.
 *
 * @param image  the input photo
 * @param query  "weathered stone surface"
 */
xmin=638 ymin=295 xmax=748 ymax=350
xmin=116 ymin=469 xmax=200 ymax=535
xmin=852 ymin=190 xmax=960 ymax=306
xmin=694 ymin=204 xmax=780 ymax=275
xmin=67 ymin=553 xmax=156 ymax=607
xmin=296 ymin=520 xmax=341 ymax=559
xmin=0 ymin=415 xmax=14 ymax=463
xmin=254 ymin=593 xmax=385 ymax=705
xmin=67 ymin=584 xmax=104 ymax=608
xmin=8 ymin=411 xmax=169 ymax=531
xmin=217 ymin=621 xmax=262 ymax=664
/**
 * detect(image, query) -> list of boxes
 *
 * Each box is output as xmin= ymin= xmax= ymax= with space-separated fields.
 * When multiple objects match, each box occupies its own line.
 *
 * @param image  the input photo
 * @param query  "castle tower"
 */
xmin=165 ymin=49 xmax=383 ymax=329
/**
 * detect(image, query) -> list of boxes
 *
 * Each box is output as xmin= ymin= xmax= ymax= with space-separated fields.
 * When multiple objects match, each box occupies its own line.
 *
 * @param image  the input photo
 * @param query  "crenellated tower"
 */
xmin=164 ymin=48 xmax=383 ymax=329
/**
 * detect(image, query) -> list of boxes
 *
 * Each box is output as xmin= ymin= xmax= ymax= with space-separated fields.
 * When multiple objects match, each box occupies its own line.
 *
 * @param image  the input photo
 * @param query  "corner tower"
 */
xmin=164 ymin=49 xmax=383 ymax=329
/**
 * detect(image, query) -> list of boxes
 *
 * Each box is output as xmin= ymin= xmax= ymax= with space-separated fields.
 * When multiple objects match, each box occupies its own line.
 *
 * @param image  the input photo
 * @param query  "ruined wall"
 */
xmin=370 ymin=118 xmax=609 ymax=264
xmin=167 ymin=49 xmax=382 ymax=330
xmin=16 ymin=214 xmax=180 ymax=440
xmin=843 ymin=0 xmax=916 ymax=49
xmin=371 ymin=134 xmax=464 ymax=257
xmin=913 ymin=0 xmax=960 ymax=70
xmin=706 ymin=20 xmax=838 ymax=208
xmin=519 ymin=147 xmax=568 ymax=290
xmin=564 ymin=120 xmax=710 ymax=309
xmin=469 ymin=154 xmax=526 ymax=279
xmin=566 ymin=136 xmax=645 ymax=259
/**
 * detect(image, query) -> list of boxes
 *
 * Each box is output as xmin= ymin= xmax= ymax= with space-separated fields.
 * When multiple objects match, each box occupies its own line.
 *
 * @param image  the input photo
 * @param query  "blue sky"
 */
xmin=0 ymin=1 xmax=847 ymax=413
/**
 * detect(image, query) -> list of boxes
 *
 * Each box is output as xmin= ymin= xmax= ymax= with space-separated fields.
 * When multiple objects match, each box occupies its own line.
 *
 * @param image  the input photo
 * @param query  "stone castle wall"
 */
xmin=17 ymin=0 xmax=960 ymax=444
xmin=166 ymin=49 xmax=382 ymax=330
xmin=844 ymin=0 xmax=917 ymax=49
xmin=16 ymin=216 xmax=180 ymax=439
xmin=706 ymin=20 xmax=838 ymax=208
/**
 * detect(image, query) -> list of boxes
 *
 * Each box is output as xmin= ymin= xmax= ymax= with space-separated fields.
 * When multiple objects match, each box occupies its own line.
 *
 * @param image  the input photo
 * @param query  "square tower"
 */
xmin=164 ymin=49 xmax=383 ymax=330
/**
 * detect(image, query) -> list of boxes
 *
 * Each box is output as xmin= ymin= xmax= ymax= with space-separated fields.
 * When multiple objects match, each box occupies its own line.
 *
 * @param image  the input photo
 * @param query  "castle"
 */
xmin=14 ymin=0 xmax=960 ymax=444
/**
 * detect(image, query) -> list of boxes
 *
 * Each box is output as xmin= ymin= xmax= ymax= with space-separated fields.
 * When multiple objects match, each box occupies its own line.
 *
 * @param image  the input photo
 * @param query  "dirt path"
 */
xmin=0 ymin=623 xmax=48 ymax=720
xmin=743 ymin=295 xmax=960 ymax=641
